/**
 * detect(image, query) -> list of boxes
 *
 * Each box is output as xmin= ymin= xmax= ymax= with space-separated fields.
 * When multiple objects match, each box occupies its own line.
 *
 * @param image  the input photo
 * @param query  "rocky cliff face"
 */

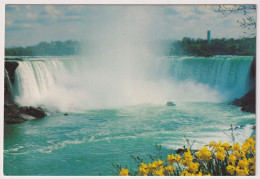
xmin=230 ymin=57 xmax=256 ymax=113
xmin=4 ymin=61 xmax=19 ymax=105
xmin=5 ymin=61 xmax=19 ymax=83
xmin=231 ymin=88 xmax=255 ymax=113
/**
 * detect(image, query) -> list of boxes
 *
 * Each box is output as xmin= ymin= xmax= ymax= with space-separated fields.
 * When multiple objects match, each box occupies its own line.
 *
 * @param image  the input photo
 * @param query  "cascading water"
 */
xmin=11 ymin=55 xmax=253 ymax=112
xmin=13 ymin=57 xmax=84 ymax=111
xmin=158 ymin=56 xmax=253 ymax=101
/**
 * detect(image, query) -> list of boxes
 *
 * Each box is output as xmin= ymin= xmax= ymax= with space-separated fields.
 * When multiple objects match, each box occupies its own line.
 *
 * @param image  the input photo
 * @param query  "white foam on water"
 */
xmin=37 ymin=138 xmax=86 ymax=154
xmin=4 ymin=145 xmax=25 ymax=153
xmin=161 ymin=123 xmax=255 ymax=150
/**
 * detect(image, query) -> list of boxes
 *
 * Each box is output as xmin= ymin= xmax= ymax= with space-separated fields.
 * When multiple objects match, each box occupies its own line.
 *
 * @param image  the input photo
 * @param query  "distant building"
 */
xmin=207 ymin=30 xmax=211 ymax=43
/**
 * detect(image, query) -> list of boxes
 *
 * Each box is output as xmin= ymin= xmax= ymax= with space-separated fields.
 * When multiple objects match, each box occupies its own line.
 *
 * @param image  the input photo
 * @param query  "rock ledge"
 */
xmin=4 ymin=104 xmax=46 ymax=124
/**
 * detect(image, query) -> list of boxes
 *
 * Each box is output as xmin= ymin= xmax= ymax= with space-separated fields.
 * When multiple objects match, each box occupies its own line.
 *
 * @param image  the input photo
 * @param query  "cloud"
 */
xmin=44 ymin=5 xmax=61 ymax=15
xmin=26 ymin=12 xmax=37 ymax=20
xmin=5 ymin=5 xmax=256 ymax=47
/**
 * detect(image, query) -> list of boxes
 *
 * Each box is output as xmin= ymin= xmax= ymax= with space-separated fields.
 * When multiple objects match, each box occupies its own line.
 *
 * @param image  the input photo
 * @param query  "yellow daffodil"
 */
xmin=154 ymin=166 xmax=165 ymax=176
xmin=227 ymin=165 xmax=236 ymax=175
xmin=141 ymin=163 xmax=147 ymax=168
xmin=165 ymin=166 xmax=175 ymax=174
xmin=241 ymin=142 xmax=250 ymax=154
xmin=232 ymin=142 xmax=240 ymax=151
xmin=158 ymin=159 xmax=164 ymax=165
xmin=249 ymin=159 xmax=255 ymax=175
xmin=209 ymin=140 xmax=216 ymax=148
xmin=248 ymin=158 xmax=255 ymax=165
xmin=215 ymin=146 xmax=225 ymax=153
xmin=119 ymin=168 xmax=129 ymax=176
xmin=228 ymin=153 xmax=236 ymax=165
xmin=238 ymin=158 xmax=249 ymax=169
xmin=196 ymin=171 xmax=203 ymax=176
xmin=180 ymin=170 xmax=192 ymax=176
xmin=215 ymin=141 xmax=222 ymax=148
xmin=167 ymin=154 xmax=175 ymax=165
xmin=138 ymin=167 xmax=148 ymax=176
xmin=138 ymin=163 xmax=149 ymax=176
xmin=233 ymin=151 xmax=243 ymax=160
xmin=196 ymin=145 xmax=212 ymax=161
xmin=175 ymin=154 xmax=182 ymax=163
xmin=222 ymin=142 xmax=231 ymax=151
xmin=167 ymin=153 xmax=182 ymax=165
xmin=153 ymin=159 xmax=163 ymax=169
xmin=187 ymin=162 xmax=200 ymax=173
xmin=147 ymin=163 xmax=156 ymax=173
xmin=246 ymin=138 xmax=255 ymax=146
xmin=215 ymin=151 xmax=225 ymax=161
xmin=236 ymin=166 xmax=249 ymax=176
xmin=183 ymin=149 xmax=193 ymax=166
xmin=118 ymin=137 xmax=255 ymax=177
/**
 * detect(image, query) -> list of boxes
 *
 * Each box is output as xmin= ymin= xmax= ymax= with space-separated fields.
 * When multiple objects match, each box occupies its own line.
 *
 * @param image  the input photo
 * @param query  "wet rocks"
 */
xmin=5 ymin=61 xmax=19 ymax=83
xmin=231 ymin=88 xmax=255 ymax=113
xmin=167 ymin=101 xmax=176 ymax=106
xmin=175 ymin=148 xmax=198 ymax=155
xmin=19 ymin=106 xmax=46 ymax=118
xmin=4 ymin=104 xmax=46 ymax=124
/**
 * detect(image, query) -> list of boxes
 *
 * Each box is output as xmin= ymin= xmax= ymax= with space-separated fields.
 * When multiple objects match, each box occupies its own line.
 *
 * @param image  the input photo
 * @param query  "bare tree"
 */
xmin=216 ymin=5 xmax=256 ymax=37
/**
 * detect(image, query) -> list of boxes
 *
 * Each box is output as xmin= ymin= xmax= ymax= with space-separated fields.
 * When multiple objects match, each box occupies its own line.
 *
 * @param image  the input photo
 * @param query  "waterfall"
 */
xmin=158 ymin=56 xmax=253 ymax=100
xmin=13 ymin=57 xmax=82 ymax=109
xmin=10 ymin=55 xmax=254 ymax=111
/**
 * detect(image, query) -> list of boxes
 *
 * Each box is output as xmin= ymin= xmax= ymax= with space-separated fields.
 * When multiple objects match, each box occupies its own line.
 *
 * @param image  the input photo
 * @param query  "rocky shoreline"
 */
xmin=231 ymin=88 xmax=256 ymax=113
xmin=4 ymin=104 xmax=47 ymax=124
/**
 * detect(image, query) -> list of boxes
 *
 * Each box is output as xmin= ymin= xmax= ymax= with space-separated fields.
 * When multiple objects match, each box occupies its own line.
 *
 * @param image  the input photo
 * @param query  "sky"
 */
xmin=5 ymin=4 xmax=256 ymax=47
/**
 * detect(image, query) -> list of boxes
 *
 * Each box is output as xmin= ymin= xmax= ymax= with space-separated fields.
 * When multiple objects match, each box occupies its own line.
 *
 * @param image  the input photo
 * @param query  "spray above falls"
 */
xmin=11 ymin=55 xmax=253 ymax=112
xmin=6 ymin=7 xmax=255 ymax=112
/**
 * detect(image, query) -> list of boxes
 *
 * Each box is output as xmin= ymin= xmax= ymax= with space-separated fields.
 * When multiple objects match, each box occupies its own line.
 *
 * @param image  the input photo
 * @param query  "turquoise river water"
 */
xmin=4 ymin=56 xmax=255 ymax=175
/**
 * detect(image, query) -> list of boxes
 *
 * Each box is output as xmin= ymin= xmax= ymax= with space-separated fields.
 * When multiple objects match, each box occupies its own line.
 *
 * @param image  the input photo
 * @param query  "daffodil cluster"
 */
xmin=118 ymin=136 xmax=255 ymax=176
xmin=119 ymin=168 xmax=129 ymax=176
xmin=225 ymin=136 xmax=256 ymax=176
xmin=137 ymin=159 xmax=175 ymax=176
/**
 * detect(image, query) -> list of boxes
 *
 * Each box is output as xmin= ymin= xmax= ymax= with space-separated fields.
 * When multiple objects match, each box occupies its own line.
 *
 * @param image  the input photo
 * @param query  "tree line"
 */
xmin=5 ymin=37 xmax=256 ymax=57
xmin=164 ymin=37 xmax=256 ymax=57
xmin=5 ymin=40 xmax=82 ymax=56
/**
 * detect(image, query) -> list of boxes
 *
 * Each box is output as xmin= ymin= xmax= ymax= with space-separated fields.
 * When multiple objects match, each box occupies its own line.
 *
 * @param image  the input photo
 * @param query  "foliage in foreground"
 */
xmin=117 ymin=136 xmax=255 ymax=176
